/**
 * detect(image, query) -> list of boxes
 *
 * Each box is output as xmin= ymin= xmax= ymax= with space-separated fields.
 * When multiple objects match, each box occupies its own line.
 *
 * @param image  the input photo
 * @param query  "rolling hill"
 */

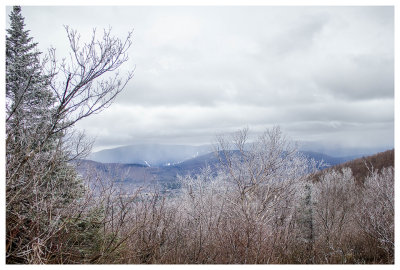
xmin=76 ymin=148 xmax=371 ymax=192
xmin=310 ymin=149 xmax=394 ymax=183
xmin=87 ymin=144 xmax=213 ymax=166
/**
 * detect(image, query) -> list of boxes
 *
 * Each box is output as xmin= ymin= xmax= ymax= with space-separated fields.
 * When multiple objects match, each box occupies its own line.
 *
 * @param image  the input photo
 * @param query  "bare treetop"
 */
xmin=48 ymin=26 xmax=134 ymax=135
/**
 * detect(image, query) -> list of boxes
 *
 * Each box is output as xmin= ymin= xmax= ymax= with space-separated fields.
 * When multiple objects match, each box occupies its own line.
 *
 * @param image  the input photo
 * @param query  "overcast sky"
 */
xmin=7 ymin=6 xmax=394 ymax=152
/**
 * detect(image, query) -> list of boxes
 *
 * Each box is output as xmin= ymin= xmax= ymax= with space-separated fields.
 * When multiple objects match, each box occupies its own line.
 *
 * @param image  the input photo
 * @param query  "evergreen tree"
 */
xmin=6 ymin=6 xmax=133 ymax=263
xmin=5 ymin=7 xmax=94 ymax=263
xmin=6 ymin=6 xmax=54 ymax=145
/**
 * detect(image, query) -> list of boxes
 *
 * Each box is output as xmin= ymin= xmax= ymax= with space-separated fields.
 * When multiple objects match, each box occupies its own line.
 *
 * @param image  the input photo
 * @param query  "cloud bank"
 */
xmin=15 ymin=6 xmax=394 ymax=152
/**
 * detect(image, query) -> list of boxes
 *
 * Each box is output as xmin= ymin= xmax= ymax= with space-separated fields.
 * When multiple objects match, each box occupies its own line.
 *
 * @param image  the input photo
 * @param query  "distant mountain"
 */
xmin=300 ymin=151 xmax=359 ymax=167
xmin=88 ymin=143 xmax=366 ymax=169
xmin=74 ymin=159 xmax=152 ymax=192
xmin=87 ymin=144 xmax=213 ymax=166
xmin=78 ymin=148 xmax=365 ymax=193
xmin=173 ymin=150 xmax=354 ymax=173
xmin=310 ymin=149 xmax=394 ymax=184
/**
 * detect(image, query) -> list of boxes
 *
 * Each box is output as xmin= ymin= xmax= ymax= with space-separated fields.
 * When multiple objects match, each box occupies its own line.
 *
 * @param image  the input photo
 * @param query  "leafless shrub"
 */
xmin=299 ymin=165 xmax=395 ymax=264
xmin=355 ymin=166 xmax=394 ymax=263
xmin=311 ymin=168 xmax=358 ymax=263
xmin=145 ymin=127 xmax=310 ymax=263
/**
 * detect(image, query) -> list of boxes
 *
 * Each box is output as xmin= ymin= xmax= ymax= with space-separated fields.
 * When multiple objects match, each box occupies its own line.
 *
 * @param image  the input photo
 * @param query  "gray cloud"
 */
xmin=314 ymin=55 xmax=393 ymax=100
xmin=12 ymin=6 xmax=394 ymax=152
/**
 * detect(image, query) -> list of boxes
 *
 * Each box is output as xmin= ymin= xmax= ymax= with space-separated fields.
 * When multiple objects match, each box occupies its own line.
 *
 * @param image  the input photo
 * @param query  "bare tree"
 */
xmin=311 ymin=168 xmax=357 ymax=263
xmin=170 ymin=127 xmax=311 ymax=263
xmin=356 ymin=167 xmax=394 ymax=263
xmin=46 ymin=26 xmax=133 ymax=136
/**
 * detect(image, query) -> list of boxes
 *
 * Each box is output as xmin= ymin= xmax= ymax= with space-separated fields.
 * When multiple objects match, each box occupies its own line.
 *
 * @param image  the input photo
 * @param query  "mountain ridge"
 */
xmin=87 ymin=143 xmax=380 ymax=167
xmin=88 ymin=143 xmax=213 ymax=166
xmin=77 ymin=148 xmax=375 ymax=193
xmin=310 ymin=149 xmax=394 ymax=184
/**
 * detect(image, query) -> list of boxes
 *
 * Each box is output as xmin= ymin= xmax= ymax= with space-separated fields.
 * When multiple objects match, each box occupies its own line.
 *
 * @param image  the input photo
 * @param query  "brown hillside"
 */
xmin=310 ymin=149 xmax=394 ymax=184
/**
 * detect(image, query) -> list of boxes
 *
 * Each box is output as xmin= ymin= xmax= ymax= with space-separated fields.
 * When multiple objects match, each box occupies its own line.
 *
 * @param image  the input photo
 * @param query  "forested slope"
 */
xmin=311 ymin=149 xmax=394 ymax=183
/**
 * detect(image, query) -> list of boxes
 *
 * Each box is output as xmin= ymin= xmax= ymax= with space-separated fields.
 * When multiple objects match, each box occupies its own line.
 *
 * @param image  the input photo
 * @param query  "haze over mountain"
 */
xmin=79 ymin=143 xmax=385 ymax=193
xmin=86 ymin=142 xmax=388 ymax=167
xmin=298 ymin=141 xmax=391 ymax=158
xmin=87 ymin=144 xmax=213 ymax=167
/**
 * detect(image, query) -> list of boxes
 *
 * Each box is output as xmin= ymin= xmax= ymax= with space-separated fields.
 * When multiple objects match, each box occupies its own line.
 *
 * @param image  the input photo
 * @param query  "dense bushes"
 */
xmin=77 ymin=128 xmax=394 ymax=264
